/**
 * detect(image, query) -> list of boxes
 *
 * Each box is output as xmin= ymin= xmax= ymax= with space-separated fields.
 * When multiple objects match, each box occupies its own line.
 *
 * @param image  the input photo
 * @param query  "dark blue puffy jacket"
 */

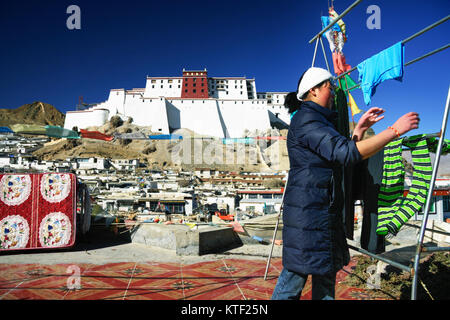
xmin=282 ymin=101 xmax=362 ymax=275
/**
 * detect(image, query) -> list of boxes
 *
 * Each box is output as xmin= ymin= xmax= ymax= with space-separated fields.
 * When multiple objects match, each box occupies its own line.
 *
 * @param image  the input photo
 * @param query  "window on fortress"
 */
xmin=178 ymin=85 xmax=180 ymax=88
xmin=169 ymin=85 xmax=172 ymax=88
xmin=152 ymin=85 xmax=155 ymax=88
xmin=161 ymin=85 xmax=163 ymax=88
xmin=151 ymin=80 xmax=156 ymax=83
xmin=193 ymin=89 xmax=196 ymax=93
xmin=185 ymin=90 xmax=188 ymax=93
xmin=168 ymin=80 xmax=173 ymax=83
xmin=185 ymin=84 xmax=188 ymax=87
xmin=193 ymin=83 xmax=196 ymax=87
xmin=201 ymin=89 xmax=204 ymax=92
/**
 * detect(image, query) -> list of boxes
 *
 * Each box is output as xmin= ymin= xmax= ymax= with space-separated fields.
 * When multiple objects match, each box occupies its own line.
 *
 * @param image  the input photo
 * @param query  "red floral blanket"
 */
xmin=0 ymin=173 xmax=76 ymax=251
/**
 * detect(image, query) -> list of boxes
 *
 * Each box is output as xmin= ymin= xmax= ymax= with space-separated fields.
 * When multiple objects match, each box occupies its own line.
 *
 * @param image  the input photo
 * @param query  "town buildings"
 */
xmin=1 ymin=131 xmax=450 ymax=222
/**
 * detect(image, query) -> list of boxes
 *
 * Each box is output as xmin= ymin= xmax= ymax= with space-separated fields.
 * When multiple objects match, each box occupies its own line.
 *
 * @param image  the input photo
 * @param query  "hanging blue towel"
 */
xmin=357 ymin=41 xmax=404 ymax=105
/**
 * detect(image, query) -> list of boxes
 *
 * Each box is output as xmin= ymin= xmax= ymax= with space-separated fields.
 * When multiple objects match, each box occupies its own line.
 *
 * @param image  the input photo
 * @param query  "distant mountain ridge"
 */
xmin=0 ymin=101 xmax=65 ymax=127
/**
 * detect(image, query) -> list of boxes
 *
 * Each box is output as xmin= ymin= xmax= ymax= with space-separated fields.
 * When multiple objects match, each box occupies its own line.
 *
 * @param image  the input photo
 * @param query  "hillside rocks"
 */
xmin=0 ymin=101 xmax=65 ymax=127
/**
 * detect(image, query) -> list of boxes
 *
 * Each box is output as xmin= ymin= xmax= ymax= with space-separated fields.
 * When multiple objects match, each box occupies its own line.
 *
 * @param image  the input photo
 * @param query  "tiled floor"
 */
xmin=0 ymin=257 xmax=391 ymax=300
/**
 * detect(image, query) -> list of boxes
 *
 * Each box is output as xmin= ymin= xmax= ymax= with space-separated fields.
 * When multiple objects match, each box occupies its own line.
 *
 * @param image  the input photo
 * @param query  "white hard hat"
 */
xmin=296 ymin=67 xmax=333 ymax=101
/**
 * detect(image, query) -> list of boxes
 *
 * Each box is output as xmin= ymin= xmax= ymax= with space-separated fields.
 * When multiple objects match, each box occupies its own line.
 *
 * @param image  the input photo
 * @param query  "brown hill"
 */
xmin=0 ymin=101 xmax=65 ymax=127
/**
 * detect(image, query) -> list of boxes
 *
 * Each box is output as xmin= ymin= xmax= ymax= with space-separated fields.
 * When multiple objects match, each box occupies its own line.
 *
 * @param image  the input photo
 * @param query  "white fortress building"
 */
xmin=64 ymin=69 xmax=290 ymax=138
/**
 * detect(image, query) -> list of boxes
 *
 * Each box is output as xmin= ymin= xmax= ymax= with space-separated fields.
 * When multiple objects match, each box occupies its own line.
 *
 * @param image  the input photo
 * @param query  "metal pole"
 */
xmin=404 ymin=43 xmax=450 ymax=67
xmin=348 ymin=244 xmax=412 ymax=273
xmin=411 ymin=85 xmax=450 ymax=300
xmin=335 ymin=66 xmax=356 ymax=81
xmin=311 ymin=38 xmax=319 ymax=67
xmin=319 ymin=36 xmax=331 ymax=73
xmin=421 ymin=246 xmax=450 ymax=253
xmin=404 ymin=221 xmax=450 ymax=236
xmin=401 ymin=15 xmax=450 ymax=45
xmin=309 ymin=0 xmax=363 ymax=44
xmin=264 ymin=173 xmax=288 ymax=280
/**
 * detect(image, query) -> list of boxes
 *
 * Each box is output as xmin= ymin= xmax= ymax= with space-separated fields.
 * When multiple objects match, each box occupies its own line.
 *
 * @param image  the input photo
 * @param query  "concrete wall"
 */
xmin=130 ymin=224 xmax=242 ymax=255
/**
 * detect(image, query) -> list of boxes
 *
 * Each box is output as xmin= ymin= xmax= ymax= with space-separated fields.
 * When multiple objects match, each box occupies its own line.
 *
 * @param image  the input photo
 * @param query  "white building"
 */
xmin=236 ymin=189 xmax=284 ymax=215
xmin=64 ymin=69 xmax=290 ymax=138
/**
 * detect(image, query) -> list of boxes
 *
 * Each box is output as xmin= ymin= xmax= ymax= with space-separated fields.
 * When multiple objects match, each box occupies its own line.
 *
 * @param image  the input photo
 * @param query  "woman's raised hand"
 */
xmin=391 ymin=112 xmax=420 ymax=136
xmin=352 ymin=107 xmax=385 ymax=141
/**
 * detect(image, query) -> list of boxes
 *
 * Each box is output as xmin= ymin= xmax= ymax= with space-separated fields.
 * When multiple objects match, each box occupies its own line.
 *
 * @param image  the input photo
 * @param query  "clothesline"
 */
xmin=335 ymin=43 xmax=450 ymax=95
xmin=334 ymin=15 xmax=450 ymax=82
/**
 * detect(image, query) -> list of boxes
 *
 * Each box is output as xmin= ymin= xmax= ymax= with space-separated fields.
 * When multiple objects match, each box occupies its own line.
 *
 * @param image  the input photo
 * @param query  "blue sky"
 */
xmin=0 ymin=0 xmax=449 ymax=137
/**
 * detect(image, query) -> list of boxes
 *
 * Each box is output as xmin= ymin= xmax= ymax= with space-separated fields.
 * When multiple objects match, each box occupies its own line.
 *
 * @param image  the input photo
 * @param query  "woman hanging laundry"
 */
xmin=271 ymin=67 xmax=420 ymax=300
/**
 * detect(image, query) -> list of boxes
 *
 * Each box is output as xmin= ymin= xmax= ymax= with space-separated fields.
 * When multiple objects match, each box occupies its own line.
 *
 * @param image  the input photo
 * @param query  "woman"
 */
xmin=271 ymin=67 xmax=419 ymax=300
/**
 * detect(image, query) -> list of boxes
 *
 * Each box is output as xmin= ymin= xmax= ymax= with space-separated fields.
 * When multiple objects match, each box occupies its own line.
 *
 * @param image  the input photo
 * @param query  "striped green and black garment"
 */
xmin=376 ymin=135 xmax=433 ymax=236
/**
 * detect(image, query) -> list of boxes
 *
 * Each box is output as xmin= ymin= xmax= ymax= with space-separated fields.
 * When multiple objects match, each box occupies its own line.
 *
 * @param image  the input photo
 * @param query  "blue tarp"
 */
xmin=0 ymin=126 xmax=13 ymax=134
xmin=222 ymin=138 xmax=256 ymax=145
xmin=148 ymin=134 xmax=183 ymax=140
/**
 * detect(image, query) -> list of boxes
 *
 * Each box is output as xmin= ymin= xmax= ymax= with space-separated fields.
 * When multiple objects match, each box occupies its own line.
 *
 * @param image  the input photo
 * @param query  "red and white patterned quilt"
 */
xmin=0 ymin=173 xmax=77 ymax=251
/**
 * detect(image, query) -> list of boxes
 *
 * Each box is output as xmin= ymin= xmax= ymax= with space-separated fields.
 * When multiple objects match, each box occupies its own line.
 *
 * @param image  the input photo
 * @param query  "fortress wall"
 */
xmin=169 ymin=99 xmax=225 ymax=138
xmin=107 ymin=89 xmax=126 ymax=115
xmin=64 ymin=109 xmax=110 ymax=130
xmin=122 ymin=96 xmax=170 ymax=133
xmin=267 ymin=104 xmax=291 ymax=126
xmin=218 ymin=100 xmax=271 ymax=137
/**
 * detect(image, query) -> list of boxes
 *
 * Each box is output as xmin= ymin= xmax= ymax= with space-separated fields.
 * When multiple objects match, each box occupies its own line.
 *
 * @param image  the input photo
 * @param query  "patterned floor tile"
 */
xmin=0 ymin=258 xmax=392 ymax=300
xmin=136 ymin=261 xmax=182 ymax=272
xmin=181 ymin=268 xmax=233 ymax=282
xmin=63 ymin=288 xmax=127 ymax=300
xmin=124 ymin=268 xmax=184 ymax=300
xmin=77 ymin=272 xmax=132 ymax=290
xmin=181 ymin=259 xmax=227 ymax=271
xmin=178 ymin=270 xmax=238 ymax=300
xmin=83 ymin=262 xmax=137 ymax=274
xmin=123 ymin=288 xmax=184 ymax=300
xmin=186 ymin=282 xmax=246 ymax=300
xmin=1 ymin=288 xmax=66 ymax=300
